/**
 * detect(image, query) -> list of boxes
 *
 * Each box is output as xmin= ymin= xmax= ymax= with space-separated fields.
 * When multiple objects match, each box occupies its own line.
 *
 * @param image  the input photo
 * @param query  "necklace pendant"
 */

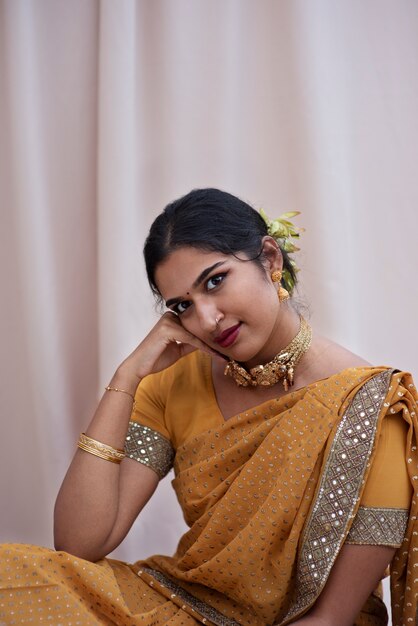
xmin=223 ymin=316 xmax=312 ymax=390
xmin=224 ymin=360 xmax=252 ymax=386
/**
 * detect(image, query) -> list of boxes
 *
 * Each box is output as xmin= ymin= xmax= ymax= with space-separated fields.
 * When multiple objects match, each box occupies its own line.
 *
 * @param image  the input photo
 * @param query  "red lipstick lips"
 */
xmin=214 ymin=323 xmax=241 ymax=348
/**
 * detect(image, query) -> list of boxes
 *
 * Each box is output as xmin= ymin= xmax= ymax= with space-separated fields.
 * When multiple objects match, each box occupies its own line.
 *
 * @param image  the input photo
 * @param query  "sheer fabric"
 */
xmin=1 ymin=3 xmax=418 ymax=623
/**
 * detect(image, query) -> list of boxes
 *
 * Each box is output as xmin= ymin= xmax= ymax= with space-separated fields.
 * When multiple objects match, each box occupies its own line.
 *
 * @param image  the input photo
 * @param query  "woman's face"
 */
xmin=154 ymin=244 xmax=284 ymax=366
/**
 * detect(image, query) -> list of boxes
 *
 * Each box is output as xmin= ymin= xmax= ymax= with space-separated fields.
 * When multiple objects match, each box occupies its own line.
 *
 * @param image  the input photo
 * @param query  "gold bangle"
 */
xmin=104 ymin=385 xmax=135 ymax=401
xmin=77 ymin=433 xmax=125 ymax=464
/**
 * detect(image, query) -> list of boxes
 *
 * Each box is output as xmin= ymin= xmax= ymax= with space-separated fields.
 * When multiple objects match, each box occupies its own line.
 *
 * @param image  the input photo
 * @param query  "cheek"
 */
xmin=247 ymin=279 xmax=277 ymax=308
xmin=179 ymin=313 xmax=205 ymax=339
xmin=227 ymin=284 xmax=278 ymax=327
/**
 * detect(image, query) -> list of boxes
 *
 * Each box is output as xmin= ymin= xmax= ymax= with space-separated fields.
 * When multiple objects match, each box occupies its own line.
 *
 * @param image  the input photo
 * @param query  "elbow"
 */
xmin=53 ymin=526 xmax=116 ymax=562
xmin=53 ymin=529 xmax=105 ymax=562
xmin=53 ymin=538 xmax=107 ymax=562
xmin=53 ymin=516 xmax=108 ymax=561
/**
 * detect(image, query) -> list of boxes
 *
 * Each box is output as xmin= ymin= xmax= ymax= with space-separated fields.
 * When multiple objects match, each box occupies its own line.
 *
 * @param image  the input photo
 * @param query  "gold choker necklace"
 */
xmin=224 ymin=316 xmax=312 ymax=390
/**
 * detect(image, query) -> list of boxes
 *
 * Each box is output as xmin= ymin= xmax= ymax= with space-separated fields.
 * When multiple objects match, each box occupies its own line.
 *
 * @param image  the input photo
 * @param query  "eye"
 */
xmin=172 ymin=300 xmax=191 ymax=315
xmin=206 ymin=273 xmax=227 ymax=291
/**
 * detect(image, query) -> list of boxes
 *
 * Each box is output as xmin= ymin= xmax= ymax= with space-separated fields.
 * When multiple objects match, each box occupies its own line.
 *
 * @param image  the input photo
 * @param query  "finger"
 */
xmin=177 ymin=343 xmax=198 ymax=357
xmin=162 ymin=310 xmax=180 ymax=323
xmin=163 ymin=327 xmax=211 ymax=355
xmin=178 ymin=343 xmax=228 ymax=361
xmin=180 ymin=343 xmax=219 ymax=359
xmin=174 ymin=332 xmax=221 ymax=358
xmin=159 ymin=315 xmax=220 ymax=358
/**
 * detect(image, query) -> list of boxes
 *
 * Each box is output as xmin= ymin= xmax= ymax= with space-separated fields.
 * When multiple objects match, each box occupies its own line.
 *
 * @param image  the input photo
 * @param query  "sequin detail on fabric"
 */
xmin=281 ymin=369 xmax=394 ymax=625
xmin=139 ymin=567 xmax=241 ymax=626
xmin=346 ymin=506 xmax=409 ymax=547
xmin=124 ymin=421 xmax=174 ymax=479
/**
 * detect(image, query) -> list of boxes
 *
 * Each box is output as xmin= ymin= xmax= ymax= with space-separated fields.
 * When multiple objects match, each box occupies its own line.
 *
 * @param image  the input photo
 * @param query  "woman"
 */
xmin=1 ymin=188 xmax=417 ymax=626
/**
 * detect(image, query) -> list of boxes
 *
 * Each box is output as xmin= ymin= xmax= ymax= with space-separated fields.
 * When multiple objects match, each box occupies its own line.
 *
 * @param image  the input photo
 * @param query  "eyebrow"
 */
xmin=165 ymin=261 xmax=226 ymax=308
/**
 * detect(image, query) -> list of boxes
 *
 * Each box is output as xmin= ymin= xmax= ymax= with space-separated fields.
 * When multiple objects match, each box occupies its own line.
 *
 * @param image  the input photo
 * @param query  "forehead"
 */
xmin=155 ymin=247 xmax=231 ymax=298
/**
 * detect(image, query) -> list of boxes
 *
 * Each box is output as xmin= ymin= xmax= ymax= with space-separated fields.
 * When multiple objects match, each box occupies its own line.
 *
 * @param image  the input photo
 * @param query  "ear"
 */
xmin=261 ymin=236 xmax=283 ymax=273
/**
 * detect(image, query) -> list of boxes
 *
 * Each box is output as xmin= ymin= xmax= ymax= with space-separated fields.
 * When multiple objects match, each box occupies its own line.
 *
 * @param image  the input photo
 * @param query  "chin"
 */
xmin=225 ymin=346 xmax=262 ymax=365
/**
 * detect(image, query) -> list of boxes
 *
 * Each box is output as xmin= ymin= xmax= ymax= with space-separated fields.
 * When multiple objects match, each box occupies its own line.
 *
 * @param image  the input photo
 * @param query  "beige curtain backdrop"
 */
xmin=1 ymin=1 xmax=417 ymax=622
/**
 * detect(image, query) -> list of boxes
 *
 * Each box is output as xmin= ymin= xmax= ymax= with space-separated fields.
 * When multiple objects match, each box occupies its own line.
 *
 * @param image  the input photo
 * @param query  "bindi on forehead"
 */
xmin=164 ymin=261 xmax=227 ymax=308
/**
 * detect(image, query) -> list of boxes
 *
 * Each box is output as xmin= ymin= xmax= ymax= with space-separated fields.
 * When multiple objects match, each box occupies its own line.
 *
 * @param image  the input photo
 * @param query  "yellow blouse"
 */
xmin=130 ymin=351 xmax=412 ymax=510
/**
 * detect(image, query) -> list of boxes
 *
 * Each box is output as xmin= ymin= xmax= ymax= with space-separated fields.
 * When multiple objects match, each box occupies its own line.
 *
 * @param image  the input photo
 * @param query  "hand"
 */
xmin=115 ymin=312 xmax=219 ymax=387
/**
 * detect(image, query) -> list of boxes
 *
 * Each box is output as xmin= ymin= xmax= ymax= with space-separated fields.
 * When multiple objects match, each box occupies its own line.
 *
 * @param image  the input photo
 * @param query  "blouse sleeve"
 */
xmin=345 ymin=411 xmax=412 ymax=547
xmin=123 ymin=371 xmax=175 ymax=479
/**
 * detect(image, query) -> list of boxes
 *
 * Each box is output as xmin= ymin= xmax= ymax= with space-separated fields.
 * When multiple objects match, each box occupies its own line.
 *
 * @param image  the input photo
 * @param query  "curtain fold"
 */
xmin=0 ymin=0 xmax=100 ymax=545
xmin=1 ymin=5 xmax=417 ymax=622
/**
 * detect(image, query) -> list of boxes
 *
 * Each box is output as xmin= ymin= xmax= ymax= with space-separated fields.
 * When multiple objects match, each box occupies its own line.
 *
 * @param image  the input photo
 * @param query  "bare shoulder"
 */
xmin=321 ymin=336 xmax=371 ymax=368
xmin=303 ymin=333 xmax=372 ymax=383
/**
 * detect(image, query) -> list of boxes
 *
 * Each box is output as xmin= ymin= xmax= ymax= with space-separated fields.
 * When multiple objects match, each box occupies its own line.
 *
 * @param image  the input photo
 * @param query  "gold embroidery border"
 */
xmin=138 ymin=566 xmax=242 ymax=626
xmin=346 ymin=506 xmax=409 ymax=547
xmin=124 ymin=421 xmax=174 ymax=479
xmin=280 ymin=369 xmax=394 ymax=625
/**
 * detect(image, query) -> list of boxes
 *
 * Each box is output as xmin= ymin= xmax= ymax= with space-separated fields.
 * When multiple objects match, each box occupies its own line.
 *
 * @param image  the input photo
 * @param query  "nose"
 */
xmin=195 ymin=300 xmax=223 ymax=334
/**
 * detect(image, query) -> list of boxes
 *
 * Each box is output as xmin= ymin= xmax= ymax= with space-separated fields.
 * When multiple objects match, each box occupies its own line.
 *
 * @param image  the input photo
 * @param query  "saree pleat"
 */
xmin=138 ymin=368 xmax=418 ymax=625
xmin=1 ymin=366 xmax=417 ymax=626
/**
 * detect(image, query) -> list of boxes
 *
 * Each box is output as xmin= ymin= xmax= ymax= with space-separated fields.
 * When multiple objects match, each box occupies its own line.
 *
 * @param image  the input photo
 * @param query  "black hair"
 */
xmin=143 ymin=188 xmax=297 ymax=301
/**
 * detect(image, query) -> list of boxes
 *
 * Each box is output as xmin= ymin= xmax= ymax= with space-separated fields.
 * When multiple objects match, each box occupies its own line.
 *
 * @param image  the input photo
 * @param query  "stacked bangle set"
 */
xmin=76 ymin=385 xmax=135 ymax=464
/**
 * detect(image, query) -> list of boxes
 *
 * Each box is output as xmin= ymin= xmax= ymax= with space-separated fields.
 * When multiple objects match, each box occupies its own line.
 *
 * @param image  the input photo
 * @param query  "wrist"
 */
xmin=109 ymin=366 xmax=142 ymax=397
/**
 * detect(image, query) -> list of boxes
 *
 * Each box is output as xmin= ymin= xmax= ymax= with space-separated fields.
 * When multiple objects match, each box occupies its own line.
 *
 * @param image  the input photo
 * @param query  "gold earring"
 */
xmin=271 ymin=270 xmax=290 ymax=303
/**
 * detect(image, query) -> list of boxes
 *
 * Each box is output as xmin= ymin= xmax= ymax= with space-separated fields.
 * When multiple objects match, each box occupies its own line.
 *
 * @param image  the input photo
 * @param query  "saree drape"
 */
xmin=1 ymin=366 xmax=417 ymax=626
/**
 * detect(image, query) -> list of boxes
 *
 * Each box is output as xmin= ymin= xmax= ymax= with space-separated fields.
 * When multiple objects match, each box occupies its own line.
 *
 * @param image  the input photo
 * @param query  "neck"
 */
xmin=244 ymin=306 xmax=302 ymax=369
xmin=224 ymin=312 xmax=313 ymax=390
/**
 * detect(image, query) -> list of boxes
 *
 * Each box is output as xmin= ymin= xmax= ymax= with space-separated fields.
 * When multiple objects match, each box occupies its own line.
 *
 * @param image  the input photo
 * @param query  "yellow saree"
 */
xmin=1 ymin=361 xmax=417 ymax=626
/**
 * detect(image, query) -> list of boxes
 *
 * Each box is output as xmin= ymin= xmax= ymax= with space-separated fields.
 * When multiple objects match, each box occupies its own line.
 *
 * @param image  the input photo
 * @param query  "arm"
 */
xmin=53 ymin=370 xmax=159 ymax=562
xmin=291 ymin=543 xmax=395 ymax=626
xmin=54 ymin=312 xmax=214 ymax=562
